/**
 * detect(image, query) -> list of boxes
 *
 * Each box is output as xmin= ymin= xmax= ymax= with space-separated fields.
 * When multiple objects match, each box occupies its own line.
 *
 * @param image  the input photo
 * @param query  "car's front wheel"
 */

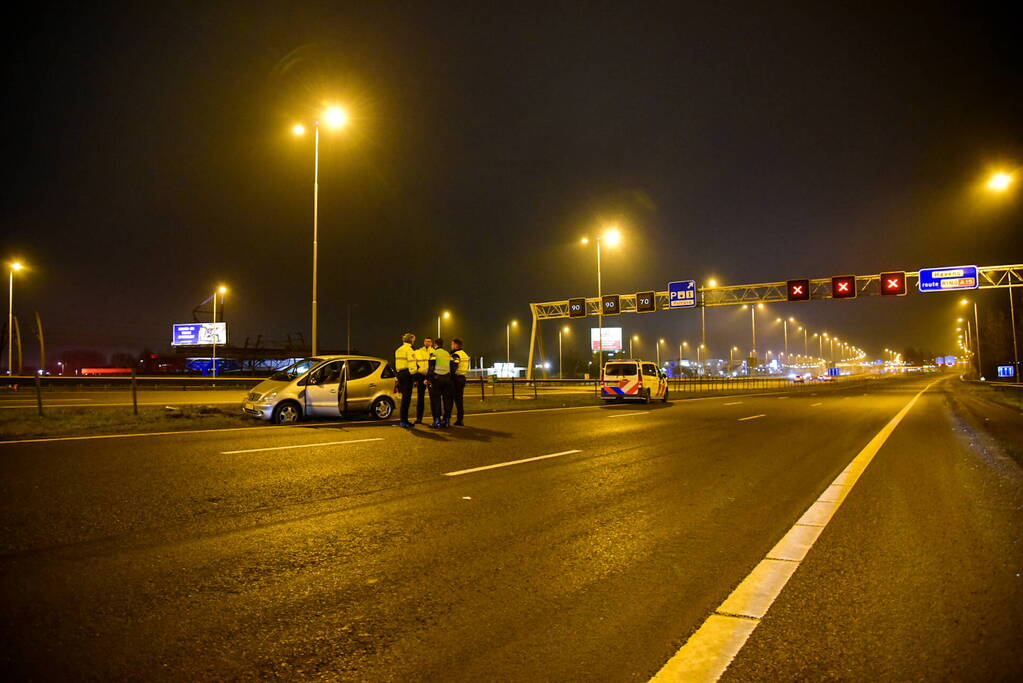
xmin=271 ymin=401 xmax=302 ymax=425
xmin=370 ymin=396 xmax=395 ymax=420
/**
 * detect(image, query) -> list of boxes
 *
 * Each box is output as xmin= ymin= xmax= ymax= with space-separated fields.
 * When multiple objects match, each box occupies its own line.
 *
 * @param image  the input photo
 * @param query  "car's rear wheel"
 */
xmin=271 ymin=401 xmax=302 ymax=425
xmin=370 ymin=396 xmax=395 ymax=420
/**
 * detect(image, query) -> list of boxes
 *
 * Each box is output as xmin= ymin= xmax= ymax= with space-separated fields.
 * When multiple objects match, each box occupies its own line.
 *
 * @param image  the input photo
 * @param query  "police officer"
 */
xmin=428 ymin=337 xmax=453 ymax=428
xmin=450 ymin=338 xmax=469 ymax=426
xmin=394 ymin=333 xmax=416 ymax=427
xmin=412 ymin=337 xmax=433 ymax=424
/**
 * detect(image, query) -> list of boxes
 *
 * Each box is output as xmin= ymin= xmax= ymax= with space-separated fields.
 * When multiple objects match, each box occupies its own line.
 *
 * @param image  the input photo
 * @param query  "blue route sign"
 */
xmin=918 ymin=265 xmax=979 ymax=292
xmin=668 ymin=280 xmax=697 ymax=309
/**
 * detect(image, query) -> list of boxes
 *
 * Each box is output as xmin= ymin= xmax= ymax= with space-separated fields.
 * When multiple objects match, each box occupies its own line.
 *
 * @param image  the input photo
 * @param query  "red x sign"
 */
xmin=879 ymin=271 xmax=907 ymax=296
xmin=786 ymin=279 xmax=811 ymax=301
xmin=832 ymin=276 xmax=857 ymax=299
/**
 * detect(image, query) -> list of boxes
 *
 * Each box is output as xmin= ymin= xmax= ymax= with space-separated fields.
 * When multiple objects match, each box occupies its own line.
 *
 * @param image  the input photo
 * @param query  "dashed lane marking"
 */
xmin=737 ymin=414 xmax=766 ymax=421
xmin=608 ymin=412 xmax=651 ymax=419
xmin=444 ymin=450 xmax=581 ymax=477
xmin=221 ymin=437 xmax=383 ymax=454
xmin=810 ymin=402 xmax=823 ymax=407
xmin=723 ymin=402 xmax=742 ymax=405
xmin=649 ymin=380 xmax=936 ymax=682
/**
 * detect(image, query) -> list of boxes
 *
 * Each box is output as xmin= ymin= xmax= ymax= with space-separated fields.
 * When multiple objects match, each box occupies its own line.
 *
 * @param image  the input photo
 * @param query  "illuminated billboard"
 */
xmin=172 ymin=323 xmax=227 ymax=346
xmin=590 ymin=327 xmax=623 ymax=351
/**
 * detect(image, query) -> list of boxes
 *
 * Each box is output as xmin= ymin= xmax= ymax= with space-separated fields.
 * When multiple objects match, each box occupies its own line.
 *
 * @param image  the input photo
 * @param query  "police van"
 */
xmin=601 ymin=360 xmax=669 ymax=403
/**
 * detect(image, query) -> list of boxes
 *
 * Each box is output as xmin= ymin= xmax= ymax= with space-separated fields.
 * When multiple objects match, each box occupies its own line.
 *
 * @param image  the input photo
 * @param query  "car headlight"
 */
xmin=258 ymin=391 xmax=278 ymax=403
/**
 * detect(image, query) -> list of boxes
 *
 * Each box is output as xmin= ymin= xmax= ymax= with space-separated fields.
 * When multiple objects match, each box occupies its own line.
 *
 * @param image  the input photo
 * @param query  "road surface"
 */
xmin=1 ymin=375 xmax=1019 ymax=680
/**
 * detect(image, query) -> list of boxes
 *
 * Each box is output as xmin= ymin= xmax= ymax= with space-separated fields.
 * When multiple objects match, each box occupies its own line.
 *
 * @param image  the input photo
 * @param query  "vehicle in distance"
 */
xmin=601 ymin=360 xmax=668 ymax=403
xmin=243 ymin=355 xmax=399 ymax=424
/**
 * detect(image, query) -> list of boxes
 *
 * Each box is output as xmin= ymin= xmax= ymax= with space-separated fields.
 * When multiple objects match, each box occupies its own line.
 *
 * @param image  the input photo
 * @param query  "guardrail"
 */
xmin=1 ymin=375 xmax=265 ymax=391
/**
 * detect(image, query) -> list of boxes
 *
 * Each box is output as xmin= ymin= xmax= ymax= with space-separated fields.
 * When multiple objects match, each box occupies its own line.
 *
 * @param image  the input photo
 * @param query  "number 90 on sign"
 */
xmin=601 ymin=294 xmax=620 ymax=315
xmin=568 ymin=297 xmax=587 ymax=318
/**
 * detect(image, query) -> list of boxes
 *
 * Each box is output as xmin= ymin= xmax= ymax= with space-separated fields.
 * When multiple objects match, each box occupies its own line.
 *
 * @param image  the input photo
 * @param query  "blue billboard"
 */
xmin=918 ymin=265 xmax=979 ymax=292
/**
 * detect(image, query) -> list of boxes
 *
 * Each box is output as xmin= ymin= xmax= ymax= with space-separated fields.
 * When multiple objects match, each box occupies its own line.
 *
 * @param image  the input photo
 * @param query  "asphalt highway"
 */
xmin=1 ymin=375 xmax=1019 ymax=680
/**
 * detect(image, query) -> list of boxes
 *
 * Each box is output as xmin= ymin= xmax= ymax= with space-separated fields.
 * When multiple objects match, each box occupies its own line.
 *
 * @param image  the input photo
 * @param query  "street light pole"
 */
xmin=1010 ymin=285 xmax=1020 ymax=383
xmin=311 ymin=121 xmax=320 ymax=356
xmin=212 ymin=289 xmax=218 ymax=379
xmin=973 ymin=301 xmax=983 ymax=378
xmin=7 ymin=264 xmax=19 ymax=376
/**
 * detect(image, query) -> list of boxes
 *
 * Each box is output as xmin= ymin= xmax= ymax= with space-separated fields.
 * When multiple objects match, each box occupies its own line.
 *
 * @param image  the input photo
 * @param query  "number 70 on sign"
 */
xmin=668 ymin=280 xmax=697 ymax=308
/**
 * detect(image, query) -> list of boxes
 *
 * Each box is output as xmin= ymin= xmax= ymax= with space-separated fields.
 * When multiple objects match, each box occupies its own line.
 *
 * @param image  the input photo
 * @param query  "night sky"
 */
xmin=3 ymin=2 xmax=1021 ymax=369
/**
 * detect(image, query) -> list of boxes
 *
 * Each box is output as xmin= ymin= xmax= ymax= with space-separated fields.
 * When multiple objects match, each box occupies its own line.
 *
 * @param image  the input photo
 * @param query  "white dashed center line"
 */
xmin=221 ymin=438 xmax=383 ymax=454
xmin=608 ymin=412 xmax=650 ymax=419
xmin=737 ymin=414 xmax=766 ymax=421
xmin=811 ymin=402 xmax=823 ymax=407
xmin=723 ymin=401 xmax=742 ymax=406
xmin=444 ymin=450 xmax=582 ymax=476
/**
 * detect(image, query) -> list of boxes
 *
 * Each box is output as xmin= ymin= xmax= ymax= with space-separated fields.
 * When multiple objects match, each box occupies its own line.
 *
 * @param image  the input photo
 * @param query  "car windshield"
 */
xmin=604 ymin=363 xmax=638 ymax=376
xmin=268 ymin=358 xmax=318 ymax=382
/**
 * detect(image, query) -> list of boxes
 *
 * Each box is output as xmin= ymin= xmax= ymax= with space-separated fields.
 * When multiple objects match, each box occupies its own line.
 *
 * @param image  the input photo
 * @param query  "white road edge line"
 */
xmin=737 ymin=414 xmax=766 ymax=421
xmin=444 ymin=450 xmax=581 ymax=477
xmin=810 ymin=402 xmax=823 ymax=407
xmin=608 ymin=412 xmax=651 ymax=419
xmin=221 ymin=437 xmax=383 ymax=455
xmin=649 ymin=380 xmax=936 ymax=682
xmin=722 ymin=402 xmax=742 ymax=405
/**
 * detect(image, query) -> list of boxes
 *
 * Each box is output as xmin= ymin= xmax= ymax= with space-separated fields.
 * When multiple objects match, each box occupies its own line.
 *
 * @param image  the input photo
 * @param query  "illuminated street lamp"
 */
xmin=581 ymin=227 xmax=622 ymax=372
xmin=559 ymin=326 xmax=570 ymax=379
xmin=438 ymin=310 xmax=451 ymax=339
xmin=657 ymin=338 xmax=664 ymax=366
xmin=701 ymin=278 xmax=717 ymax=356
xmin=506 ymin=320 xmax=518 ymax=364
xmin=630 ymin=334 xmax=639 ymax=358
xmin=730 ymin=345 xmax=738 ymax=373
xmin=211 ymin=285 xmax=227 ymax=379
xmin=7 ymin=261 xmax=24 ymax=375
xmin=292 ymin=104 xmax=350 ymax=356
xmin=986 ymin=171 xmax=1015 ymax=193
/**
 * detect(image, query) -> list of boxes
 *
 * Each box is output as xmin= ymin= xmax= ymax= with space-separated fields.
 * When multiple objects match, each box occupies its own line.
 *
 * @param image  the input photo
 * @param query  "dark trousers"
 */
xmin=452 ymin=374 xmax=466 ymax=422
xmin=397 ymin=369 xmax=413 ymax=422
xmin=429 ymin=373 xmax=453 ymax=423
xmin=413 ymin=373 xmax=428 ymax=421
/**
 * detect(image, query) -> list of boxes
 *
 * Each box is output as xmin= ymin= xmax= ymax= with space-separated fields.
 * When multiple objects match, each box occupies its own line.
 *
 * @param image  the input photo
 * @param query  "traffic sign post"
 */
xmin=668 ymin=280 xmax=697 ymax=309
xmin=918 ymin=265 xmax=979 ymax=292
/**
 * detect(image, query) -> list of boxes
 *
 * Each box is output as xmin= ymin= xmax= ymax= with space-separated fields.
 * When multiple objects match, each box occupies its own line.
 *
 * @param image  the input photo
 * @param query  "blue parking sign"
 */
xmin=668 ymin=280 xmax=697 ymax=308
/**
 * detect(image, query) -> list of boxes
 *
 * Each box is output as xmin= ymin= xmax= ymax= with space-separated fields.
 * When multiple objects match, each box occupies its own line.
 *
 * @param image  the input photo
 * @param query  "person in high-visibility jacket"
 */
xmin=450 ymin=338 xmax=470 ymax=426
xmin=412 ymin=337 xmax=433 ymax=424
xmin=428 ymin=337 xmax=454 ymax=428
xmin=394 ymin=333 xmax=417 ymax=427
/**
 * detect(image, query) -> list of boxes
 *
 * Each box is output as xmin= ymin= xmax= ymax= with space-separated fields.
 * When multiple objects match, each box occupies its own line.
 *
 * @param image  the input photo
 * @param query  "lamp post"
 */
xmin=701 ymin=279 xmax=716 ymax=361
xmin=506 ymin=320 xmax=517 ymax=364
xmin=630 ymin=334 xmax=638 ymax=358
xmin=559 ymin=326 xmax=570 ymax=379
xmin=730 ymin=346 xmax=738 ymax=373
xmin=7 ymin=262 xmax=23 ymax=375
xmin=697 ymin=343 xmax=704 ymax=374
xmin=292 ymin=105 xmax=349 ymax=356
xmin=581 ymin=227 xmax=622 ymax=375
xmin=657 ymin=338 xmax=664 ymax=366
xmin=211 ymin=285 xmax=227 ymax=378
xmin=960 ymin=298 xmax=983 ymax=378
xmin=438 ymin=310 xmax=450 ymax=339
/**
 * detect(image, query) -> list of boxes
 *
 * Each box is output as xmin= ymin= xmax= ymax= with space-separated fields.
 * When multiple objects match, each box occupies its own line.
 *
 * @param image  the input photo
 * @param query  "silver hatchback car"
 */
xmin=243 ymin=355 xmax=399 ymax=424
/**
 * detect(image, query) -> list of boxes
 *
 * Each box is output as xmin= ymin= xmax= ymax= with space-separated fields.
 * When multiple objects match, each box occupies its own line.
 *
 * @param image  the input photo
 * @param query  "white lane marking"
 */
xmin=737 ymin=414 xmax=766 ymax=421
xmin=0 ymin=424 xmax=292 ymax=445
xmin=649 ymin=380 xmax=936 ymax=682
xmin=444 ymin=450 xmax=581 ymax=477
xmin=810 ymin=402 xmax=823 ymax=407
xmin=776 ymin=396 xmax=789 ymax=400
xmin=723 ymin=401 xmax=742 ymax=406
xmin=0 ymin=398 xmax=92 ymax=403
xmin=221 ymin=438 xmax=383 ymax=454
xmin=608 ymin=412 xmax=650 ymax=419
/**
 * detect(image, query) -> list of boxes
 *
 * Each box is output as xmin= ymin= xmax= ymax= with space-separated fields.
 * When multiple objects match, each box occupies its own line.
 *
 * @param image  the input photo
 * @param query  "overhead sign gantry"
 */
xmin=524 ymin=263 xmax=1023 ymax=378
